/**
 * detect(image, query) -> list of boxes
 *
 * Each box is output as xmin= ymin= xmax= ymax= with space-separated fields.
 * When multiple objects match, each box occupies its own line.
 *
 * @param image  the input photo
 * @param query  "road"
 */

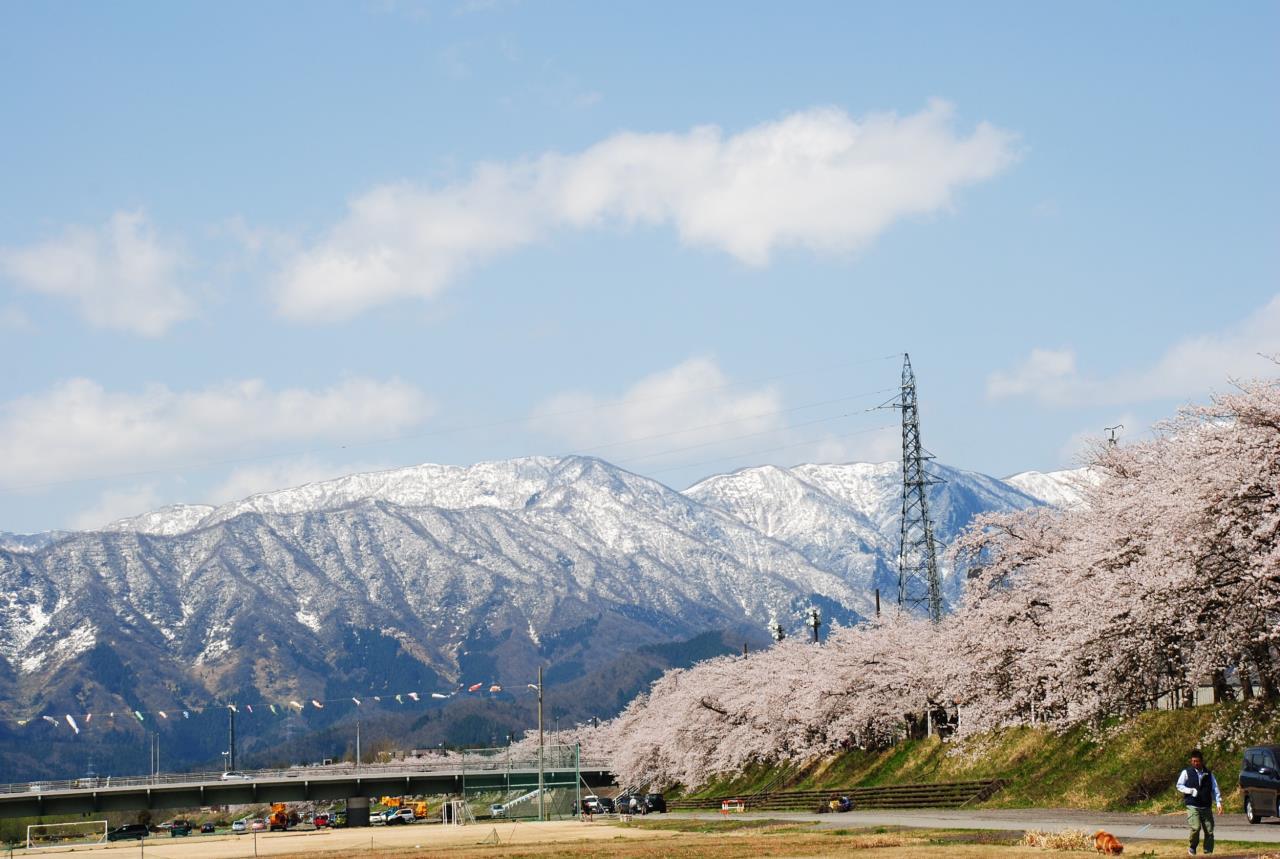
xmin=677 ymin=807 xmax=1280 ymax=843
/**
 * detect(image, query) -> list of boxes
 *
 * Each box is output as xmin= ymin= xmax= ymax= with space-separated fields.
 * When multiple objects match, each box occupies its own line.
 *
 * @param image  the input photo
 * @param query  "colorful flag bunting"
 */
xmin=352 ymin=698 xmax=361 ymax=706
xmin=489 ymin=685 xmax=502 ymax=692
xmin=246 ymin=704 xmax=253 ymax=714
xmin=468 ymin=682 xmax=483 ymax=692
xmin=395 ymin=694 xmax=404 ymax=704
xmin=66 ymin=715 xmax=80 ymax=734
xmin=431 ymin=693 xmax=449 ymax=699
xmin=311 ymin=699 xmax=324 ymax=709
xmin=407 ymin=692 xmax=419 ymax=701
xmin=134 ymin=711 xmax=145 ymax=722
xmin=42 ymin=715 xmax=60 ymax=727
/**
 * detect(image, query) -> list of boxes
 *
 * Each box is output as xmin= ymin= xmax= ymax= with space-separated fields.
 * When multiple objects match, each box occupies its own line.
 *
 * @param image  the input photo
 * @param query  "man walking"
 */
xmin=1176 ymin=749 xmax=1223 ymax=855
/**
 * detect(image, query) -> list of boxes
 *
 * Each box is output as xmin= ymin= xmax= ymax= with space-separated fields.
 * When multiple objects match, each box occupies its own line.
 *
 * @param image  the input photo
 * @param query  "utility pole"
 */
xmin=893 ymin=353 xmax=944 ymax=622
xmin=537 ymin=666 xmax=544 ymax=822
xmin=355 ymin=720 xmax=361 ymax=771
xmin=228 ymin=707 xmax=236 ymax=772
xmin=808 ymin=607 xmax=822 ymax=643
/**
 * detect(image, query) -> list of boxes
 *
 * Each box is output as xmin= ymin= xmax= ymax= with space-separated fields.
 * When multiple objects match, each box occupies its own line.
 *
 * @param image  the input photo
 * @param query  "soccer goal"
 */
xmin=444 ymin=799 xmax=474 ymax=826
xmin=26 ymin=820 xmax=108 ymax=849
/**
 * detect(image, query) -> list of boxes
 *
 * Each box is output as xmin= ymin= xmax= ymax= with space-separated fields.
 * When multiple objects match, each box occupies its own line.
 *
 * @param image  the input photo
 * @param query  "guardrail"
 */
xmin=0 ymin=757 xmax=612 ymax=798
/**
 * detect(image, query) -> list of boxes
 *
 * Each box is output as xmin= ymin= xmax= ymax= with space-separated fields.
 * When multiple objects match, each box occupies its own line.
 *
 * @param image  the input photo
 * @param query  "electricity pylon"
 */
xmin=893 ymin=353 xmax=944 ymax=622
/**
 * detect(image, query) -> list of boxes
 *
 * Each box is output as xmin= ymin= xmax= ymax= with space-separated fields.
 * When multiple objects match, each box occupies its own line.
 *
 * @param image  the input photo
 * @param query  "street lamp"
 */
xmin=221 ymin=751 xmax=230 ymax=774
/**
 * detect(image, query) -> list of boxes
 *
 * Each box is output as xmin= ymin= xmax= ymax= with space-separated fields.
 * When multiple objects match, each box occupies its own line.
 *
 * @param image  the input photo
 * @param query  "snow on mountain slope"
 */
xmin=687 ymin=461 xmax=1044 ymax=604
xmin=1006 ymin=467 xmax=1100 ymax=509
xmin=4 ymin=453 xmax=1086 ymax=745
xmin=1 ymin=456 xmax=878 ymax=731
xmin=103 ymin=457 xmax=561 ymax=535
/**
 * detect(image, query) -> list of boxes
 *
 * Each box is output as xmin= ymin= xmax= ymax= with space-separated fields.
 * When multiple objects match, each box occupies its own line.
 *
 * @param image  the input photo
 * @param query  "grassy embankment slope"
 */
xmin=688 ymin=702 xmax=1280 ymax=813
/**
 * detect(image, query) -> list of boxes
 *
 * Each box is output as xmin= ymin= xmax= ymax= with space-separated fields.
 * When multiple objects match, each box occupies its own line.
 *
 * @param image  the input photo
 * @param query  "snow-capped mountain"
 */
xmin=1006 ymin=467 xmax=1099 ymax=509
xmin=0 ymin=454 xmax=1075 ymax=777
xmin=686 ymin=461 xmax=1043 ymax=602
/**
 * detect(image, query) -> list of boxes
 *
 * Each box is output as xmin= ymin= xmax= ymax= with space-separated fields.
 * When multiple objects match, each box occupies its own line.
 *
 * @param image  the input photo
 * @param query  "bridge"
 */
xmin=0 ymin=753 xmax=614 ymax=824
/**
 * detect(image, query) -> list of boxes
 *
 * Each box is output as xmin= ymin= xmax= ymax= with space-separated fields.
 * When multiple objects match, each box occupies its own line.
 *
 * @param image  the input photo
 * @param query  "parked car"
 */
xmin=644 ymin=793 xmax=667 ymax=813
xmin=489 ymin=803 xmax=506 ymax=818
xmin=385 ymin=807 xmax=415 ymax=825
xmin=313 ymin=812 xmax=330 ymax=828
xmin=249 ymin=818 xmax=267 ymax=832
xmin=580 ymin=795 xmax=602 ymax=814
xmin=200 ymin=822 xmax=216 ymax=834
xmin=107 ymin=824 xmax=150 ymax=842
xmin=221 ymin=771 xmax=252 ymax=781
xmin=331 ymin=810 xmax=348 ymax=828
xmin=597 ymin=796 xmax=615 ymax=813
xmin=1241 ymin=745 xmax=1280 ymax=823
xmin=231 ymin=819 xmax=248 ymax=833
xmin=169 ymin=819 xmax=193 ymax=837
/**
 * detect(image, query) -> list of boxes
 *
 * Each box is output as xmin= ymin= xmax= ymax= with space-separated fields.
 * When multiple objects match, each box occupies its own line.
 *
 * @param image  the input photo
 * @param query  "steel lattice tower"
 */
xmin=895 ymin=353 xmax=944 ymax=622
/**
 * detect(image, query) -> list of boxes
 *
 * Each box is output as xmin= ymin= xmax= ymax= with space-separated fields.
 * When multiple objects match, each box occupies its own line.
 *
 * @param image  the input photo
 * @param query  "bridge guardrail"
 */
xmin=0 ymin=757 xmax=612 ymax=798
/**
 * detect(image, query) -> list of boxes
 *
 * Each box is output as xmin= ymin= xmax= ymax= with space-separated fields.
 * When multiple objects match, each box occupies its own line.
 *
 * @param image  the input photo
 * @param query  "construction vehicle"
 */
xmin=268 ymin=803 xmax=290 ymax=832
xmin=377 ymin=797 xmax=428 ymax=819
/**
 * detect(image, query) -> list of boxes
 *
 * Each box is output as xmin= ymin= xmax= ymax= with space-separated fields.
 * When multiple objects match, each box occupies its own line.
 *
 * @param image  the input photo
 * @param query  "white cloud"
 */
xmin=0 ymin=377 xmax=432 ymax=488
xmin=277 ymin=101 xmax=1018 ymax=321
xmin=530 ymin=357 xmax=784 ymax=461
xmin=70 ymin=485 xmax=164 ymax=531
xmin=0 ymin=211 xmax=193 ymax=336
xmin=207 ymin=456 xmax=391 ymax=505
xmin=987 ymin=294 xmax=1280 ymax=406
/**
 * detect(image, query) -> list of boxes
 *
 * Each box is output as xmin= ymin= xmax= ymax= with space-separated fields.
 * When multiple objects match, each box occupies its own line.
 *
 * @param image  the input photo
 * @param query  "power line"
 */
xmin=614 ymin=408 xmax=885 ymax=467
xmin=570 ymin=387 xmax=894 ymax=456
xmin=645 ymin=423 xmax=898 ymax=477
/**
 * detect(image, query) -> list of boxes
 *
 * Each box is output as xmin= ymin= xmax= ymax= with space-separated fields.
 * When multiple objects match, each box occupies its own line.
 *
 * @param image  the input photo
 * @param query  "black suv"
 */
xmin=107 ymin=824 xmax=150 ymax=842
xmin=644 ymin=793 xmax=667 ymax=813
xmin=1241 ymin=745 xmax=1280 ymax=823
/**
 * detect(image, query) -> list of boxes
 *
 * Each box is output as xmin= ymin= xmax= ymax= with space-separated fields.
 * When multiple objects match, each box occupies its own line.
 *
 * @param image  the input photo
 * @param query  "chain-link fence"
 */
xmin=457 ymin=744 xmax=580 ymax=821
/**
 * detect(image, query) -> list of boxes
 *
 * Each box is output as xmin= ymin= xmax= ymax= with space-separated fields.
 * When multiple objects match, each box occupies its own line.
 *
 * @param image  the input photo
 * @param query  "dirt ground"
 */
xmin=13 ymin=818 xmax=1280 ymax=859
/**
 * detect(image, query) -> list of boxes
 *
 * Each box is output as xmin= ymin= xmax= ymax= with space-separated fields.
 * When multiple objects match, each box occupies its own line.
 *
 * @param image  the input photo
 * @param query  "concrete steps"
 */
xmin=668 ymin=779 xmax=1005 ymax=813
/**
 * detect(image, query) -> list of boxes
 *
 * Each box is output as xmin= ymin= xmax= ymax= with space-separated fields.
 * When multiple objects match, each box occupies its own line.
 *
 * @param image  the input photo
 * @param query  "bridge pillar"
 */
xmin=346 ymin=795 xmax=370 ymax=827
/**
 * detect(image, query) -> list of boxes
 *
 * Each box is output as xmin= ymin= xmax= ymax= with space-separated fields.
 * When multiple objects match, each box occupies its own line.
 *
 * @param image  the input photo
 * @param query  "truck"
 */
xmin=268 ymin=803 xmax=290 ymax=832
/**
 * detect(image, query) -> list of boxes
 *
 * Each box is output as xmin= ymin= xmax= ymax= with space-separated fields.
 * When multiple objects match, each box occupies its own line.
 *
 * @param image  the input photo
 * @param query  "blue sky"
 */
xmin=1 ymin=1 xmax=1276 ymax=533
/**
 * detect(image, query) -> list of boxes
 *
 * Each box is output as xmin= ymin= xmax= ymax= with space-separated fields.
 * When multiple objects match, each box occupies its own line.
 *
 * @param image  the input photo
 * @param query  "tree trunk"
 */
xmin=1212 ymin=669 xmax=1233 ymax=704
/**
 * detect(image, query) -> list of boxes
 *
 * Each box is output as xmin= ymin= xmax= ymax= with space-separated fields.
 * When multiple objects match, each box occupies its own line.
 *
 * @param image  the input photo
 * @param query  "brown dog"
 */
xmin=1093 ymin=830 xmax=1124 ymax=855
